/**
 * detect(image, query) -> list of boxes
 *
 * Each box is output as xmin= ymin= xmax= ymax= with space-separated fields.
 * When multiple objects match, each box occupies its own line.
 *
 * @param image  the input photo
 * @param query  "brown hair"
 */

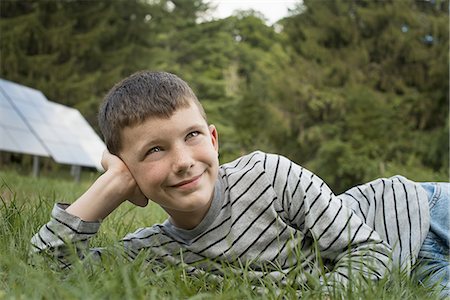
xmin=98 ymin=71 xmax=206 ymax=154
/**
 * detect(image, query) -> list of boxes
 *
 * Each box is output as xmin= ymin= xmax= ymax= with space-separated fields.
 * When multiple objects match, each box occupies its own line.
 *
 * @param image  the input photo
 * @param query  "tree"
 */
xmin=277 ymin=0 xmax=448 ymax=191
xmin=1 ymin=0 xmax=171 ymax=124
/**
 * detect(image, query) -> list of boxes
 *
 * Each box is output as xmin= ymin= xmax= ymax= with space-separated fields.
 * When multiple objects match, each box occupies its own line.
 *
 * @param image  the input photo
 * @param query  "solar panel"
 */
xmin=0 ymin=91 xmax=49 ymax=156
xmin=35 ymin=101 xmax=105 ymax=170
xmin=0 ymin=79 xmax=48 ymax=105
xmin=0 ymin=78 xmax=106 ymax=171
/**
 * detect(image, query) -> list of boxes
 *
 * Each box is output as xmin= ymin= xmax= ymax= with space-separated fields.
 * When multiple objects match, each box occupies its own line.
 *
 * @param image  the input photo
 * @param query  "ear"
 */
xmin=208 ymin=124 xmax=219 ymax=153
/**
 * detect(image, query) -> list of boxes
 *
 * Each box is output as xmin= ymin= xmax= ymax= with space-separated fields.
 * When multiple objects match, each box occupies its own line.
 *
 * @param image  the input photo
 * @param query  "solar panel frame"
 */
xmin=0 ymin=90 xmax=12 ymax=108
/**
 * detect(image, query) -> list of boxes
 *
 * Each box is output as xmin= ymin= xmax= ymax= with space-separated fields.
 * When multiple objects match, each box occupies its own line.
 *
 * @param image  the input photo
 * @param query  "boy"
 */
xmin=31 ymin=71 xmax=448 ymax=295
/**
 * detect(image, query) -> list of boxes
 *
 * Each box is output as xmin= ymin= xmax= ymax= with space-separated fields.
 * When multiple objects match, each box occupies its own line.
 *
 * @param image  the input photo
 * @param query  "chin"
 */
xmin=181 ymin=197 xmax=211 ymax=211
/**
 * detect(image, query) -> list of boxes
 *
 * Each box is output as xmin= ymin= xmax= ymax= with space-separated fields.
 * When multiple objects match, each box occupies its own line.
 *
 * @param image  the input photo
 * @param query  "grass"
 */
xmin=0 ymin=169 xmax=443 ymax=299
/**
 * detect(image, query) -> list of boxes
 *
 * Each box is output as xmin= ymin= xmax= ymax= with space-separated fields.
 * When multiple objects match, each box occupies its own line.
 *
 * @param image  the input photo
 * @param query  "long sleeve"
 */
xmin=265 ymin=153 xmax=392 ymax=288
xmin=30 ymin=203 xmax=102 ymax=268
xmin=338 ymin=176 xmax=429 ymax=273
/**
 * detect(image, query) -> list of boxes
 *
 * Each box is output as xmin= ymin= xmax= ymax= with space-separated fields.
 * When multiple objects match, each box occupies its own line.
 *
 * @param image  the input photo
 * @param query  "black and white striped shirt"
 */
xmin=31 ymin=151 xmax=429 ymax=288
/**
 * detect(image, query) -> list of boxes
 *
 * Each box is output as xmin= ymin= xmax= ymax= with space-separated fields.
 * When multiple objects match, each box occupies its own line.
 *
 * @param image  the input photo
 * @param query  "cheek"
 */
xmin=134 ymin=164 xmax=165 ymax=190
xmin=199 ymin=140 xmax=218 ymax=159
xmin=209 ymin=148 xmax=220 ymax=166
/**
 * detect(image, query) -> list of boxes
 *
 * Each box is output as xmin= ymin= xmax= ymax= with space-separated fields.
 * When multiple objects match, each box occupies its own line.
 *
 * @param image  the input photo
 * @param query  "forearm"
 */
xmin=285 ymin=168 xmax=390 ymax=282
xmin=314 ymin=205 xmax=392 ymax=287
xmin=331 ymin=239 xmax=391 ymax=280
xmin=312 ymin=203 xmax=391 ymax=283
xmin=30 ymin=150 xmax=144 ymax=267
xmin=31 ymin=171 xmax=128 ymax=257
xmin=66 ymin=170 xmax=129 ymax=221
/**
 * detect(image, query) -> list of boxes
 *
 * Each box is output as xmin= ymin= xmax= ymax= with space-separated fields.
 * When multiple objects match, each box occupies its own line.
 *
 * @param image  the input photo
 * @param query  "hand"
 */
xmin=67 ymin=150 xmax=148 ymax=221
xmin=101 ymin=150 xmax=148 ymax=207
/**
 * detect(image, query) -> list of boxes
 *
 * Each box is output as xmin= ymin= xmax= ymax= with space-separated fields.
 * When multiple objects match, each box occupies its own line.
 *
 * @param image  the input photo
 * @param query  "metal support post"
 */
xmin=32 ymin=156 xmax=40 ymax=177
xmin=71 ymin=165 xmax=81 ymax=183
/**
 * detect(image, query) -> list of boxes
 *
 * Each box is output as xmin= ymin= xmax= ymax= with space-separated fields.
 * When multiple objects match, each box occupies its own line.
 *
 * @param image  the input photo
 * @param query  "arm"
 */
xmin=338 ymin=176 xmax=430 ymax=273
xmin=267 ymin=154 xmax=391 ymax=287
xmin=30 ymin=150 xmax=147 ymax=264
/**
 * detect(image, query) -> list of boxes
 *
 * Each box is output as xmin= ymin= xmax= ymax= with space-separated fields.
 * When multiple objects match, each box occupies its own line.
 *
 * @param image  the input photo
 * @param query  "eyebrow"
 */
xmin=137 ymin=123 xmax=207 ymax=152
xmin=184 ymin=123 xmax=207 ymax=133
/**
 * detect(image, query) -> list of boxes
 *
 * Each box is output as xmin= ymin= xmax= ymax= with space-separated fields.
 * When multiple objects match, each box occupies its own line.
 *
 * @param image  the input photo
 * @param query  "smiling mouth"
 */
xmin=171 ymin=173 xmax=203 ymax=188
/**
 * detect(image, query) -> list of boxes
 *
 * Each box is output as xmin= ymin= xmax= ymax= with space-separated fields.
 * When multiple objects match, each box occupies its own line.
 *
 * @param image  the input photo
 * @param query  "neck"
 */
xmin=165 ymin=202 xmax=212 ymax=230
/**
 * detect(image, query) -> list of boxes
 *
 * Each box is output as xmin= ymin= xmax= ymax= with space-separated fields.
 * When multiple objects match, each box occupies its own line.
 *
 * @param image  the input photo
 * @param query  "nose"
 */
xmin=171 ymin=145 xmax=194 ymax=174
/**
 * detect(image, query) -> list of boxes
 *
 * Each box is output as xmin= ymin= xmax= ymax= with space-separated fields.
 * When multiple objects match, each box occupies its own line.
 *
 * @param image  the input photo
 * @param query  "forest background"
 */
xmin=0 ymin=0 xmax=448 ymax=193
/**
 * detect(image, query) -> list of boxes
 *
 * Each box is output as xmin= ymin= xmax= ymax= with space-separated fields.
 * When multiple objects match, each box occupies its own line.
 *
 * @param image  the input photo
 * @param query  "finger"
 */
xmin=130 ymin=196 xmax=148 ymax=207
xmin=101 ymin=149 xmax=110 ymax=170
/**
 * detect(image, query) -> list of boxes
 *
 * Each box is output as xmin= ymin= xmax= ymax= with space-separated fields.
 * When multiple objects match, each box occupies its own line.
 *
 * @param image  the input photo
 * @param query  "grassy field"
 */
xmin=0 ymin=169 xmax=442 ymax=299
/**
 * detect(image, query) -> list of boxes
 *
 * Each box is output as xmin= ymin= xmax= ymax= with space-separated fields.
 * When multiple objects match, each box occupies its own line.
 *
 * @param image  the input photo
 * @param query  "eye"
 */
xmin=186 ymin=131 xmax=200 ymax=139
xmin=147 ymin=146 xmax=162 ymax=155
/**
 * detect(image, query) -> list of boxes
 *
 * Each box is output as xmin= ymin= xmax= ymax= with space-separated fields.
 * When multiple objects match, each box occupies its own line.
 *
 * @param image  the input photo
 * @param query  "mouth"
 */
xmin=171 ymin=173 xmax=203 ymax=188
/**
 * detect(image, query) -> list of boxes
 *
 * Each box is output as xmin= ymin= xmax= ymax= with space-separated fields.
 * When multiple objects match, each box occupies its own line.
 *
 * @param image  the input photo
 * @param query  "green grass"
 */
xmin=0 ymin=169 xmax=442 ymax=299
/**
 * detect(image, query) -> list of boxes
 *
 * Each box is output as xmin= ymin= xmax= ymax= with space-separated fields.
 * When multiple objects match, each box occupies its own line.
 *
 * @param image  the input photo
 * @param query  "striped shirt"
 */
xmin=31 ymin=151 xmax=429 ymax=288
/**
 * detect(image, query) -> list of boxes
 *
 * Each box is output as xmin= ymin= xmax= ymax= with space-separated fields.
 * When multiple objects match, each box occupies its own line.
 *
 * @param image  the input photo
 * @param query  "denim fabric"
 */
xmin=415 ymin=183 xmax=449 ymax=298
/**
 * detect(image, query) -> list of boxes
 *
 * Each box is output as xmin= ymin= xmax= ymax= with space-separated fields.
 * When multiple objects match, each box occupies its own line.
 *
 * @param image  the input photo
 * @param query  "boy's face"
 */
xmin=119 ymin=101 xmax=219 ymax=226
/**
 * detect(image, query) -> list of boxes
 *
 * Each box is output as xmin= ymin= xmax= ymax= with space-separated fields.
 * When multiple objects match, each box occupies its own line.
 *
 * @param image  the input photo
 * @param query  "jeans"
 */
xmin=414 ymin=182 xmax=449 ymax=298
